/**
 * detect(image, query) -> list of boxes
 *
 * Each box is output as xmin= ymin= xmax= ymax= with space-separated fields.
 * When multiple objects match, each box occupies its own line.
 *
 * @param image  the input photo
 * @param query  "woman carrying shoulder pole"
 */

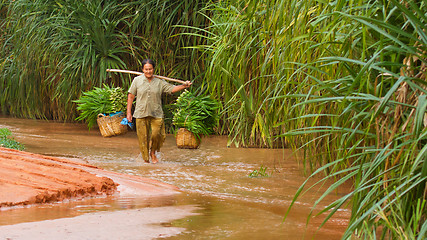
xmin=127 ymin=59 xmax=192 ymax=163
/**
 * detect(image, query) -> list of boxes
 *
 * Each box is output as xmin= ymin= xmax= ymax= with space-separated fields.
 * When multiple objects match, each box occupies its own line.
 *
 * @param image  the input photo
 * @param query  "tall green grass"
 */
xmin=0 ymin=0 xmax=208 ymax=121
xmin=188 ymin=0 xmax=426 ymax=238
xmin=279 ymin=1 xmax=427 ymax=238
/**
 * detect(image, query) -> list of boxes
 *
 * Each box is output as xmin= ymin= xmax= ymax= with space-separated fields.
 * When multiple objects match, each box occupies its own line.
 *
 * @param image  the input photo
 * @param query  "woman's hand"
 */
xmin=127 ymin=112 xmax=133 ymax=122
xmin=172 ymin=81 xmax=192 ymax=93
xmin=184 ymin=81 xmax=192 ymax=88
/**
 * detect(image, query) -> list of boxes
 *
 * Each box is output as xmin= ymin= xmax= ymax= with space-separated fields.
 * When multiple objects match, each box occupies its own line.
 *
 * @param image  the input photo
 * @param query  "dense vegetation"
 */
xmin=0 ymin=0 xmax=207 ymax=120
xmin=0 ymin=0 xmax=425 ymax=239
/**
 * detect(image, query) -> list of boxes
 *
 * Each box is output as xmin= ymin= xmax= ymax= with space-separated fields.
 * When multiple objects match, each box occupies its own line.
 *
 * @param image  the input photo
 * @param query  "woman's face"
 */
xmin=142 ymin=63 xmax=154 ymax=79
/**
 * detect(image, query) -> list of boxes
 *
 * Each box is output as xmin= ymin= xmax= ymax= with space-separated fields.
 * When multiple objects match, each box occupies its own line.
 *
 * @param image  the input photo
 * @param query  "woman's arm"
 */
xmin=171 ymin=81 xmax=192 ymax=93
xmin=126 ymin=93 xmax=135 ymax=121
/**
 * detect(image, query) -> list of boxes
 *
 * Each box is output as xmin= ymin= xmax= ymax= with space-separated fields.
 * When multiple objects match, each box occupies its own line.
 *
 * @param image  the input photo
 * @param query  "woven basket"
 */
xmin=97 ymin=112 xmax=128 ymax=137
xmin=176 ymin=128 xmax=200 ymax=149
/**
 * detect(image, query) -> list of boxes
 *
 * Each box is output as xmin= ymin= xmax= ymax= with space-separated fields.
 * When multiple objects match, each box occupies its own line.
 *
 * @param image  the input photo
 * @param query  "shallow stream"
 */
xmin=0 ymin=116 xmax=350 ymax=239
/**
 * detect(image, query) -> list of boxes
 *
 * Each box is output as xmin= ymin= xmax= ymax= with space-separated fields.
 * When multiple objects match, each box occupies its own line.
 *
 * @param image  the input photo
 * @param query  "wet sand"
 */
xmin=0 ymin=147 xmax=199 ymax=239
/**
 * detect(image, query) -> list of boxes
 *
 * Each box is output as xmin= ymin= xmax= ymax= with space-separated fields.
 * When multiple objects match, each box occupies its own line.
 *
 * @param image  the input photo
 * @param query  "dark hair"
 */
xmin=142 ymin=59 xmax=156 ymax=69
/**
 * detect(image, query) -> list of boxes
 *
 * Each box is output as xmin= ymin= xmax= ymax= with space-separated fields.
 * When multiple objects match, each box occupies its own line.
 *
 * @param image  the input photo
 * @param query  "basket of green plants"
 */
xmin=74 ymin=85 xmax=128 ymax=137
xmin=172 ymin=90 xmax=219 ymax=148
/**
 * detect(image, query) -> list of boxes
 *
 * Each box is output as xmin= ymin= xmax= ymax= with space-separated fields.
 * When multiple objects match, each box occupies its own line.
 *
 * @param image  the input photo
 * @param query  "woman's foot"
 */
xmin=139 ymin=153 xmax=150 ymax=163
xmin=150 ymin=151 xmax=158 ymax=164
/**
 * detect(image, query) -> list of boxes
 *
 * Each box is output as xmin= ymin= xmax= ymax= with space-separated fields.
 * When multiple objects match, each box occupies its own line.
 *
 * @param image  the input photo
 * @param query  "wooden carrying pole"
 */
xmin=106 ymin=69 xmax=186 ymax=84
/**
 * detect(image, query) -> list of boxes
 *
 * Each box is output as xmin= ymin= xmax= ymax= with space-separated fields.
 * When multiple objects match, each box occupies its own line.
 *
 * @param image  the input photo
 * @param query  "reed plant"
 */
xmin=0 ymin=0 xmax=208 ymax=121
xmin=190 ymin=0 xmax=328 ymax=148
xmin=187 ymin=0 xmax=426 ymax=238
xmin=274 ymin=1 xmax=427 ymax=239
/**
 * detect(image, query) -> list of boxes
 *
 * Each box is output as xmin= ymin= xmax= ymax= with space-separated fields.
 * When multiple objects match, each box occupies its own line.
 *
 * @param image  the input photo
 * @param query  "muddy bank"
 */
xmin=0 ymin=147 xmax=180 ymax=208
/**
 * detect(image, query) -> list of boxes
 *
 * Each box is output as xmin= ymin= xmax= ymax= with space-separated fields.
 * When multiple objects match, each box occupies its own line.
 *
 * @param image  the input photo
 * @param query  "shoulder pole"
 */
xmin=106 ymin=69 xmax=186 ymax=84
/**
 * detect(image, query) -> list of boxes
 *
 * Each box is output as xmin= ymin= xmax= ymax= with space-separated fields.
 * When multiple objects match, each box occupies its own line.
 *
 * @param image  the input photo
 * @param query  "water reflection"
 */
xmin=0 ymin=116 xmax=350 ymax=239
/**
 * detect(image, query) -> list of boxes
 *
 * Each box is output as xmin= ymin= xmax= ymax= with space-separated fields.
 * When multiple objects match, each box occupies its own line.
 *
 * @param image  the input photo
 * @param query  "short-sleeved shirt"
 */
xmin=128 ymin=75 xmax=175 ymax=118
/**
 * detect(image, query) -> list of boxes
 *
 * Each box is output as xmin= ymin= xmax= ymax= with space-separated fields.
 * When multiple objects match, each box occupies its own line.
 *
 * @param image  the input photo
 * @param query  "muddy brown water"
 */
xmin=0 ymin=116 xmax=350 ymax=239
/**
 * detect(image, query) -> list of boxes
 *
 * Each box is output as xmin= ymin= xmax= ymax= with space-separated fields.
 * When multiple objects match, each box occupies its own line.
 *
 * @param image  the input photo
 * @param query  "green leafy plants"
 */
xmin=0 ymin=128 xmax=24 ymax=150
xmin=74 ymin=85 xmax=127 ymax=129
xmin=249 ymin=165 xmax=270 ymax=178
xmin=172 ymin=90 xmax=219 ymax=138
xmin=109 ymin=87 xmax=127 ymax=113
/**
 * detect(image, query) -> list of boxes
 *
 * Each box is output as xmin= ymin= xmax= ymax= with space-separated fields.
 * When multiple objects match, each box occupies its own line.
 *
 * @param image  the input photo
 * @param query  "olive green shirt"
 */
xmin=128 ymin=75 xmax=174 ymax=118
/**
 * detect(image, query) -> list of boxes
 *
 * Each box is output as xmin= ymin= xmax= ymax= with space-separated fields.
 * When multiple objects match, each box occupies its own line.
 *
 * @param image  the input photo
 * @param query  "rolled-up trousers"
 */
xmin=135 ymin=117 xmax=165 ymax=162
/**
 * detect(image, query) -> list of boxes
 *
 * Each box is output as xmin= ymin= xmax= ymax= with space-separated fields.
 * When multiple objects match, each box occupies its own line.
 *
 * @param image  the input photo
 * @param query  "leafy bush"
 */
xmin=172 ymin=90 xmax=219 ymax=138
xmin=249 ymin=165 xmax=270 ymax=178
xmin=0 ymin=128 xmax=24 ymax=150
xmin=74 ymin=85 xmax=127 ymax=129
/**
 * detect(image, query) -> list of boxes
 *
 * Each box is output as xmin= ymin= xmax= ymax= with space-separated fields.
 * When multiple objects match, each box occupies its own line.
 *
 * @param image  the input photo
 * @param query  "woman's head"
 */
xmin=142 ymin=59 xmax=156 ymax=69
xmin=142 ymin=59 xmax=155 ymax=79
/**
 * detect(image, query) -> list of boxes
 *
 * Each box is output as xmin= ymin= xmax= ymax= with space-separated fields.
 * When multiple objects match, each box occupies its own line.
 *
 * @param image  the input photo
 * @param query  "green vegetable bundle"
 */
xmin=172 ymin=90 xmax=219 ymax=138
xmin=109 ymin=87 xmax=127 ymax=113
xmin=74 ymin=85 xmax=127 ymax=129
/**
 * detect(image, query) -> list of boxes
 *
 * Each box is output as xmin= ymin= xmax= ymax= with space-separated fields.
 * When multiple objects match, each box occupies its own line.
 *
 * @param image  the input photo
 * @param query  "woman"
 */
xmin=127 ymin=59 xmax=192 ymax=163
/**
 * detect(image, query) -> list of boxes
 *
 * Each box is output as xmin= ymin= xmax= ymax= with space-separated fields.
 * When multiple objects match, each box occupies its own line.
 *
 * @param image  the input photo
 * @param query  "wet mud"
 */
xmin=0 ymin=146 xmax=181 ymax=208
xmin=0 ymin=147 xmax=117 ymax=207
